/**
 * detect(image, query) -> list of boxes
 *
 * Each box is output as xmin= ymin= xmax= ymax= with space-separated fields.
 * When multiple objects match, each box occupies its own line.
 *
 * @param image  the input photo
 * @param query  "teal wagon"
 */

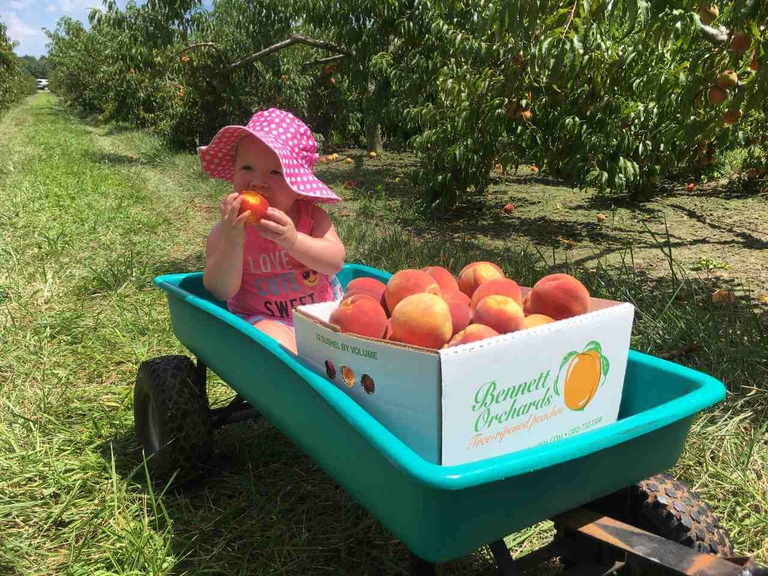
xmin=134 ymin=263 xmax=766 ymax=575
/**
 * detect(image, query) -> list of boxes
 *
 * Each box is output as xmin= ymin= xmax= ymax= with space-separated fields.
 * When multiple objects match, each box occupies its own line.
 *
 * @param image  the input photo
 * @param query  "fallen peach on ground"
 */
xmin=329 ymin=294 xmax=388 ymax=339
xmin=712 ymin=289 xmax=736 ymax=305
xmin=446 ymin=324 xmax=499 ymax=347
xmin=473 ymin=295 xmax=525 ymax=334
xmin=422 ymin=265 xmax=459 ymax=293
xmin=524 ymin=273 xmax=590 ymax=320
xmin=391 ymin=293 xmax=453 ymax=349
xmin=384 ymin=269 xmax=441 ymax=314
xmin=469 ymin=278 xmax=522 ymax=309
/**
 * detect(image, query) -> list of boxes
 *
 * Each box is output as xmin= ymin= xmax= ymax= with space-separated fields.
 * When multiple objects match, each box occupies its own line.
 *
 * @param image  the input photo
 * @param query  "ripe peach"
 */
xmin=469 ymin=278 xmax=522 ymax=310
xmin=503 ymin=202 xmax=515 ymax=214
xmin=712 ymin=289 xmax=736 ymax=305
xmin=238 ymin=190 xmax=270 ymax=225
xmin=697 ymin=4 xmax=718 ymax=25
xmin=597 ymin=213 xmax=606 ymax=222
xmin=521 ymin=314 xmax=555 ymax=329
xmin=346 ymin=277 xmax=387 ymax=303
xmin=473 ymin=295 xmax=525 ymax=334
xmin=391 ymin=293 xmax=453 ymax=349
xmin=716 ymin=70 xmax=737 ymax=90
xmin=708 ymin=85 xmax=728 ymax=105
xmin=441 ymin=290 xmax=473 ymax=335
xmin=458 ymin=262 xmax=505 ymax=297
xmin=446 ymin=324 xmax=500 ymax=348
xmin=422 ymin=266 xmax=459 ymax=293
xmin=368 ymin=151 xmax=377 ymax=159
xmin=524 ymin=273 xmax=590 ymax=320
xmin=384 ymin=269 xmax=441 ymax=314
xmin=730 ymin=32 xmax=751 ymax=55
xmin=329 ymin=294 xmax=388 ymax=339
xmin=723 ymin=109 xmax=742 ymax=126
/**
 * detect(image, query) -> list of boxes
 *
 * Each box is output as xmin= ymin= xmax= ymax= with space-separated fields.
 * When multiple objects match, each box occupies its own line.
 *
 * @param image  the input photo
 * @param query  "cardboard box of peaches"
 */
xmin=294 ymin=262 xmax=635 ymax=466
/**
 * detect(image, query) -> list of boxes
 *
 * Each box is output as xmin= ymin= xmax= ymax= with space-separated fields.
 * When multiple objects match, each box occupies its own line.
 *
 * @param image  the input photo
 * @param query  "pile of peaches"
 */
xmin=329 ymin=262 xmax=591 ymax=350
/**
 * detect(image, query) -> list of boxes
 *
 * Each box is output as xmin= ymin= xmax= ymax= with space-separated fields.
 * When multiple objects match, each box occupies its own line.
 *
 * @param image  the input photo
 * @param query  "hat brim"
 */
xmin=198 ymin=125 xmax=341 ymax=204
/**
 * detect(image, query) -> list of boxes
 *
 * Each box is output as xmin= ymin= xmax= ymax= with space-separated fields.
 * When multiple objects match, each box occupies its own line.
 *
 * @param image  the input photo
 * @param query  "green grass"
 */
xmin=0 ymin=93 xmax=765 ymax=575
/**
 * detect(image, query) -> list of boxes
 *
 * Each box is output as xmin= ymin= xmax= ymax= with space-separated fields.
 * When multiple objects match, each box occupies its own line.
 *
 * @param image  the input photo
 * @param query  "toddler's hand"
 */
xmin=258 ymin=208 xmax=298 ymax=250
xmin=219 ymin=192 xmax=250 ymax=244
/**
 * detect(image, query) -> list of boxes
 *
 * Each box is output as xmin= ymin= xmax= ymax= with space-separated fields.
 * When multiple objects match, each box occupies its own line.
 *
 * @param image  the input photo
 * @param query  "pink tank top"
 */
xmin=228 ymin=200 xmax=334 ymax=320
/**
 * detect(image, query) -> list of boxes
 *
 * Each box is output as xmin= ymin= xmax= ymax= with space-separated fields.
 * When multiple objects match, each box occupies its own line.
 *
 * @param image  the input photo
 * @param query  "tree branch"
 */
xmin=562 ymin=0 xmax=578 ymax=39
xmin=173 ymin=42 xmax=227 ymax=63
xmin=659 ymin=342 xmax=702 ymax=361
xmin=223 ymin=34 xmax=355 ymax=74
xmin=300 ymin=53 xmax=347 ymax=70
xmin=697 ymin=22 xmax=728 ymax=45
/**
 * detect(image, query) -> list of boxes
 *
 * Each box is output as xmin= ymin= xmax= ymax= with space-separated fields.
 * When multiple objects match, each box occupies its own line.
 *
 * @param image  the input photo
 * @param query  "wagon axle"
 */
xmin=410 ymin=508 xmax=767 ymax=576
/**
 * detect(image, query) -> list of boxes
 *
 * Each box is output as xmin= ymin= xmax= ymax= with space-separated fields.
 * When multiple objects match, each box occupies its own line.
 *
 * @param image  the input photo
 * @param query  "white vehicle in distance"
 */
xmin=37 ymin=79 xmax=49 ymax=90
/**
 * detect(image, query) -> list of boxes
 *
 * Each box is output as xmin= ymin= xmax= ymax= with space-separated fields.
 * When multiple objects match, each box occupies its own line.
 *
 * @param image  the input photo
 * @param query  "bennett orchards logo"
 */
xmin=554 ymin=341 xmax=610 ymax=411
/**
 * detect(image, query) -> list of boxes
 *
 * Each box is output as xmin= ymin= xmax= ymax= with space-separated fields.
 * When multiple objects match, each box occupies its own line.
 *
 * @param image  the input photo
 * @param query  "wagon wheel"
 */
xmin=576 ymin=472 xmax=733 ymax=560
xmin=629 ymin=473 xmax=733 ymax=556
xmin=134 ymin=355 xmax=212 ymax=482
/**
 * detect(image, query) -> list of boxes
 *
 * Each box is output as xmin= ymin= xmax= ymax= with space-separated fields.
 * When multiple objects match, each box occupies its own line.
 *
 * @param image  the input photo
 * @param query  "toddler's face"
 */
xmin=233 ymin=135 xmax=297 ymax=213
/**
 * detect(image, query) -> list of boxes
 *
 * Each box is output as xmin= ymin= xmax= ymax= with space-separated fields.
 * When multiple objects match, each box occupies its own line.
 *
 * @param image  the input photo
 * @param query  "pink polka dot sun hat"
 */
xmin=198 ymin=108 xmax=341 ymax=204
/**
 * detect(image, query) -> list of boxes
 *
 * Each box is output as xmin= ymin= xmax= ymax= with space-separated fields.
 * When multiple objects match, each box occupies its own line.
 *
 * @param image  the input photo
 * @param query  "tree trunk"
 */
xmin=365 ymin=121 xmax=383 ymax=154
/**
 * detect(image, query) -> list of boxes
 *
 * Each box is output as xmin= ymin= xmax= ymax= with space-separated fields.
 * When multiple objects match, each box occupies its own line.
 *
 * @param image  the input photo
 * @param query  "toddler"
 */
xmin=200 ymin=108 xmax=345 ymax=354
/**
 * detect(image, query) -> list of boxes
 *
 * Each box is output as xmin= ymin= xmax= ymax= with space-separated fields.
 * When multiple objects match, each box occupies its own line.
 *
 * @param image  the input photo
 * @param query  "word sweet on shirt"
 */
xmin=247 ymin=251 xmax=322 ymax=319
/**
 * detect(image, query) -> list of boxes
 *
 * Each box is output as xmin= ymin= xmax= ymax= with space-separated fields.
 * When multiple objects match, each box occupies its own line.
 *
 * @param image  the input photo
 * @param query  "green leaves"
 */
xmin=46 ymin=0 xmax=767 ymax=204
xmin=554 ymin=350 xmax=579 ymax=396
xmin=0 ymin=19 xmax=37 ymax=115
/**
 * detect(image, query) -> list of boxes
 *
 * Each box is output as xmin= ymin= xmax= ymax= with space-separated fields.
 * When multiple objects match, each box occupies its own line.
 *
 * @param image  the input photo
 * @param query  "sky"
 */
xmin=0 ymin=0 xmax=137 ymax=57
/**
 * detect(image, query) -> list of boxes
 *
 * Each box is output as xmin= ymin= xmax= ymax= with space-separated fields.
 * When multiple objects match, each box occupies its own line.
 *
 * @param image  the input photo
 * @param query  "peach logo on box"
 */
xmin=467 ymin=340 xmax=610 ymax=451
xmin=554 ymin=341 xmax=610 ymax=411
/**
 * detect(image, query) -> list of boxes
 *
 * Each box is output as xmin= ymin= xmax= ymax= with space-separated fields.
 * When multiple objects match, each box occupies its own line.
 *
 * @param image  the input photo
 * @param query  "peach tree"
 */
xmin=0 ymin=18 xmax=36 ymax=115
xmin=387 ymin=0 xmax=766 ymax=208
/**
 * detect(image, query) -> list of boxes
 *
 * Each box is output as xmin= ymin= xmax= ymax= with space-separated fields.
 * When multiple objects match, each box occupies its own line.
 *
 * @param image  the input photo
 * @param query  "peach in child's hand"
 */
xmin=238 ymin=189 xmax=270 ymax=225
xmin=329 ymin=294 xmax=388 ymax=339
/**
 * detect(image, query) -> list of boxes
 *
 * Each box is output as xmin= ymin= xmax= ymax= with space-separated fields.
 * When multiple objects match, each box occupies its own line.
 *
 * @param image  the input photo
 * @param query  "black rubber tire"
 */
xmin=134 ymin=355 xmax=212 ymax=482
xmin=630 ymin=473 xmax=733 ymax=556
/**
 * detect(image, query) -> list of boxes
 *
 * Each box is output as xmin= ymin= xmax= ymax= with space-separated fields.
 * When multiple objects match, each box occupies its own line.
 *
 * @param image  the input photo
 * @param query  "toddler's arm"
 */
xmin=258 ymin=205 xmax=345 ymax=275
xmin=203 ymin=193 xmax=250 ymax=301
